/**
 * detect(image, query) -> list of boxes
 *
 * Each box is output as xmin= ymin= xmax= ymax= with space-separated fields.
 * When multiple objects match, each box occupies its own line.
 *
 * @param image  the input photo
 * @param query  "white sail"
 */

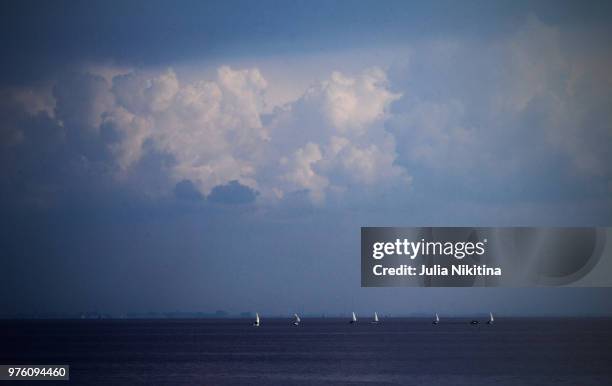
xmin=489 ymin=312 xmax=494 ymax=323
xmin=435 ymin=313 xmax=439 ymax=323
xmin=352 ymin=312 xmax=357 ymax=322
xmin=294 ymin=313 xmax=301 ymax=323
xmin=254 ymin=312 xmax=260 ymax=326
xmin=374 ymin=312 xmax=379 ymax=322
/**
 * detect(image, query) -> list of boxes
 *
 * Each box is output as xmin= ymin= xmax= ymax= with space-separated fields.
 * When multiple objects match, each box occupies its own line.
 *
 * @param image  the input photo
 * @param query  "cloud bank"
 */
xmin=2 ymin=64 xmax=409 ymax=206
xmin=1 ymin=16 xmax=611 ymax=212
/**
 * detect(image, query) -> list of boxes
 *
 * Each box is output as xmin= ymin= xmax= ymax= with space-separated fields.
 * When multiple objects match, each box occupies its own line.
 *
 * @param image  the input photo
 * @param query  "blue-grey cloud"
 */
xmin=207 ymin=180 xmax=258 ymax=204
xmin=174 ymin=179 xmax=204 ymax=202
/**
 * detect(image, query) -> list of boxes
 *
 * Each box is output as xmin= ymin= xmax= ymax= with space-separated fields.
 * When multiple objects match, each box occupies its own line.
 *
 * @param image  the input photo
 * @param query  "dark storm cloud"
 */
xmin=0 ymin=93 xmax=110 ymax=208
xmin=207 ymin=180 xmax=258 ymax=205
xmin=53 ymin=72 xmax=113 ymax=134
xmin=174 ymin=179 xmax=204 ymax=202
xmin=2 ymin=0 xmax=611 ymax=85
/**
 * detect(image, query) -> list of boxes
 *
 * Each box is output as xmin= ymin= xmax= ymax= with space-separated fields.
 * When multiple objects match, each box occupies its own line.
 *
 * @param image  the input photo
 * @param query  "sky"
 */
xmin=1 ymin=0 xmax=612 ymax=317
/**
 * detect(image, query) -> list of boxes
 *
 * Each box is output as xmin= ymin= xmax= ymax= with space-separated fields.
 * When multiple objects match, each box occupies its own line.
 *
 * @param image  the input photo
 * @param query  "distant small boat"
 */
xmin=292 ymin=313 xmax=301 ymax=326
xmin=470 ymin=318 xmax=479 ymax=325
xmin=487 ymin=312 xmax=494 ymax=325
xmin=253 ymin=313 xmax=260 ymax=327
xmin=432 ymin=313 xmax=439 ymax=325
xmin=349 ymin=312 xmax=357 ymax=324
xmin=372 ymin=312 xmax=379 ymax=324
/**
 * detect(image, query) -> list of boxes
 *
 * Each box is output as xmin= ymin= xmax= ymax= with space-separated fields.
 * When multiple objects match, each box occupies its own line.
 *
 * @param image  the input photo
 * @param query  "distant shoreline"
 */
xmin=1 ymin=316 xmax=611 ymax=321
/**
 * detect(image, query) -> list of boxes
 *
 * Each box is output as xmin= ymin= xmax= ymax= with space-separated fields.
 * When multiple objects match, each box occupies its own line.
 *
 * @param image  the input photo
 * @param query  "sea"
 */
xmin=1 ymin=318 xmax=611 ymax=385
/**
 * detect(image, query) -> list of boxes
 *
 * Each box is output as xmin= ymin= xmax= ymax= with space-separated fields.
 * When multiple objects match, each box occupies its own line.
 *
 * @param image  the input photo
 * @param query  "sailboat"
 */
xmin=252 ymin=313 xmax=260 ymax=327
xmin=487 ymin=312 xmax=494 ymax=325
xmin=372 ymin=312 xmax=379 ymax=324
xmin=292 ymin=313 xmax=301 ymax=326
xmin=432 ymin=313 xmax=439 ymax=325
xmin=349 ymin=312 xmax=357 ymax=324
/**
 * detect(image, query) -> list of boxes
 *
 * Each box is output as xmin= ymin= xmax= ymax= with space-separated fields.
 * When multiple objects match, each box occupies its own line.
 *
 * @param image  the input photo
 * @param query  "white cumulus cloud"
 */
xmin=267 ymin=67 xmax=409 ymax=202
xmin=29 ymin=65 xmax=410 ymax=204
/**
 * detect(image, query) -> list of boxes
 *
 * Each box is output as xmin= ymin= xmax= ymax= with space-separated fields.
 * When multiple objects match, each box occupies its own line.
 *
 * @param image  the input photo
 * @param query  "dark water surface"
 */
xmin=1 ymin=318 xmax=611 ymax=385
